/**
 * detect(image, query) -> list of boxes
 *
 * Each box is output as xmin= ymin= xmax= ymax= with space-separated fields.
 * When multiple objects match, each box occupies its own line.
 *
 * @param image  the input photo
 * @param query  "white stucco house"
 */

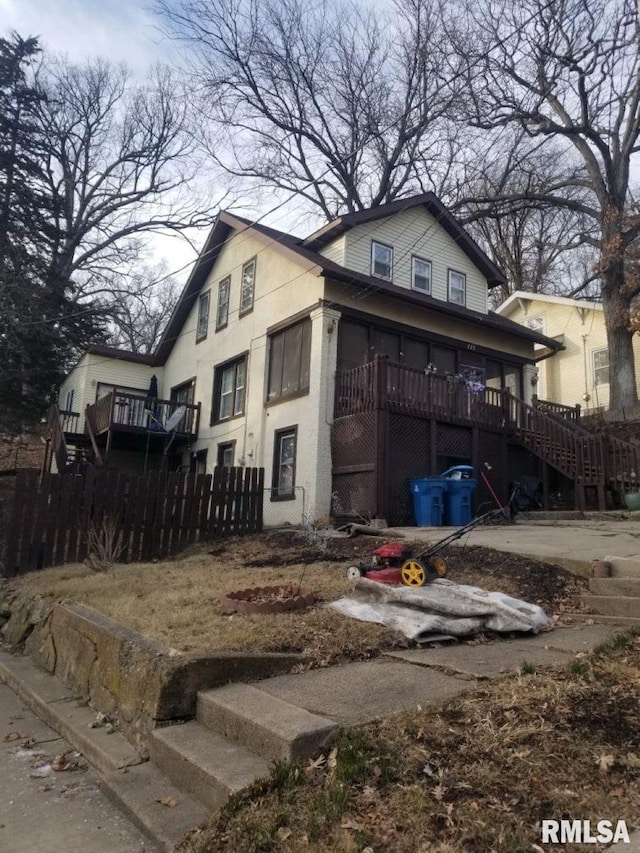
xmin=54 ymin=193 xmax=565 ymax=524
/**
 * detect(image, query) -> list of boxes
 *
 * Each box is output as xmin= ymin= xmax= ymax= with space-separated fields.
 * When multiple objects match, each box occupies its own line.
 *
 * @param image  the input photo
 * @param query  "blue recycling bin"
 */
xmin=441 ymin=466 xmax=477 ymax=526
xmin=409 ymin=478 xmax=446 ymax=526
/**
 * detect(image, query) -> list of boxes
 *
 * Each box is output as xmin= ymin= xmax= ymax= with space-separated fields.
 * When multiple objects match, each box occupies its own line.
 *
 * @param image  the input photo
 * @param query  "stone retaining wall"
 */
xmin=0 ymin=591 xmax=304 ymax=756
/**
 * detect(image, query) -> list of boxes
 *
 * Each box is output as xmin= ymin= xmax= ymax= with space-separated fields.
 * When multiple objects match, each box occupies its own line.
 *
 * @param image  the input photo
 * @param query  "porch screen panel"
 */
xmin=281 ymin=323 xmax=302 ymax=396
xmin=485 ymin=360 xmax=502 ymax=390
xmin=372 ymin=329 xmax=400 ymax=362
xmin=338 ymin=321 xmax=370 ymax=371
xmin=402 ymin=338 xmax=429 ymax=370
xmin=504 ymin=364 xmax=522 ymax=398
xmin=431 ymin=345 xmax=456 ymax=375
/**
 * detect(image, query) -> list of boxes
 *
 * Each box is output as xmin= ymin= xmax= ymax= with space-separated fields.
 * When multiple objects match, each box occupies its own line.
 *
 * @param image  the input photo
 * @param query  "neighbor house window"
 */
xmin=524 ymin=315 xmax=544 ymax=335
xmin=240 ymin=258 xmax=256 ymax=316
xmin=216 ymin=276 xmax=230 ymax=330
xmin=593 ymin=348 xmax=609 ymax=386
xmin=411 ymin=256 xmax=431 ymax=294
xmin=267 ymin=318 xmax=312 ymax=402
xmin=196 ymin=291 xmax=210 ymax=341
xmin=272 ymin=426 xmax=297 ymax=500
xmin=63 ymin=389 xmax=74 ymax=412
xmin=211 ymin=355 xmax=247 ymax=423
xmin=371 ymin=241 xmax=393 ymax=280
xmin=448 ymin=270 xmax=466 ymax=305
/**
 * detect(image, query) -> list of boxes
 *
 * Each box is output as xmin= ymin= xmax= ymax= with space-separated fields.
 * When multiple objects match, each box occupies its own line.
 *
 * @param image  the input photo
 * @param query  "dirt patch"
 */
xmin=221 ymin=586 xmax=316 ymax=614
xmin=10 ymin=530 xmax=589 ymax=668
xmin=185 ymin=631 xmax=640 ymax=853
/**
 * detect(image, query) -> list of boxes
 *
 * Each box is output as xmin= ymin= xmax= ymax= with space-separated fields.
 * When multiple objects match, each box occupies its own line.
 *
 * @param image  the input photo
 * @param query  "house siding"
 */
xmin=58 ymin=354 xmax=161 ymax=434
xmin=318 ymin=234 xmax=345 ymax=265
xmin=325 ymin=281 xmax=532 ymax=361
xmin=161 ymin=229 xmax=331 ymax=522
xmin=501 ymin=297 xmax=640 ymax=411
xmin=341 ymin=207 xmax=489 ymax=314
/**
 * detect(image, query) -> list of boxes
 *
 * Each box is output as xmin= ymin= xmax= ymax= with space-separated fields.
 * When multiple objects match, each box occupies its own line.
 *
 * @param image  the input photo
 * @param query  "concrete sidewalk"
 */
xmin=388 ymin=518 xmax=640 ymax=572
xmin=256 ymin=621 xmax=625 ymax=725
xmin=0 ymin=682 xmax=154 ymax=853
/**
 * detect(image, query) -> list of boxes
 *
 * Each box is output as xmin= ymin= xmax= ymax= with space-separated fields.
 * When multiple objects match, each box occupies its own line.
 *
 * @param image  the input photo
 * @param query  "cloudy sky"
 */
xmin=0 ymin=0 xmax=171 ymax=68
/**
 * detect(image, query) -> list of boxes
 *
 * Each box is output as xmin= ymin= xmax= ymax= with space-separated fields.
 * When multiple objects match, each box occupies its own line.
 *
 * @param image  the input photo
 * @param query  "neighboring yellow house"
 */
xmin=496 ymin=291 xmax=640 ymax=413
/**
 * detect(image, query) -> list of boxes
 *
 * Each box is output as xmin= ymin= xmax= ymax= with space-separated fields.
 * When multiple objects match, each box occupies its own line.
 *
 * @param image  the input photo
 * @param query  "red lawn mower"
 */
xmin=344 ymin=502 xmax=509 ymax=587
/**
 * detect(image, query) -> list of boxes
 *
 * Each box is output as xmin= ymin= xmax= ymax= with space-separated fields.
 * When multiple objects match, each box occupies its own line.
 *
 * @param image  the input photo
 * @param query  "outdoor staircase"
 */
xmin=507 ymin=395 xmax=640 ymax=508
xmin=104 ymin=683 xmax=338 ymax=849
xmin=580 ymin=556 xmax=640 ymax=624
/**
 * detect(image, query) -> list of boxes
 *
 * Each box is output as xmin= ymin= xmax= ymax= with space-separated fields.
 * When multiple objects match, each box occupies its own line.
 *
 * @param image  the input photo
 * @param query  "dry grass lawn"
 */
xmin=183 ymin=631 xmax=640 ymax=852
xmin=12 ymin=529 xmax=587 ymax=668
xmin=13 ymin=532 xmax=408 ymax=666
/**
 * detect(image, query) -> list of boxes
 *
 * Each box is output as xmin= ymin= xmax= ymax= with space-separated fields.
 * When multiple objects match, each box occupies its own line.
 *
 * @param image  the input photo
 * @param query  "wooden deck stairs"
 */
xmin=507 ymin=395 xmax=640 ymax=509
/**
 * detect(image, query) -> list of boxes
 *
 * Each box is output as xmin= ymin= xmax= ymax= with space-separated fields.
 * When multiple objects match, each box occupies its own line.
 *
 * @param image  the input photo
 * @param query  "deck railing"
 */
xmin=532 ymin=396 xmax=581 ymax=423
xmin=335 ymin=358 xmax=508 ymax=429
xmin=86 ymin=391 xmax=200 ymax=437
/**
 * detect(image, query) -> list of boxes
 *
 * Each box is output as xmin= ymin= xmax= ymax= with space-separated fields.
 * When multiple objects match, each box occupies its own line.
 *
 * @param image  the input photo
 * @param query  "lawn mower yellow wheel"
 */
xmin=401 ymin=559 xmax=427 ymax=587
xmin=428 ymin=555 xmax=447 ymax=578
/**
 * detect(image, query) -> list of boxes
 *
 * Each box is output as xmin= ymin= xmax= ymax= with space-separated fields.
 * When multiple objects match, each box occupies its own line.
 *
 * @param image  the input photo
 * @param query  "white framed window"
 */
xmin=272 ymin=426 xmax=297 ymax=500
xmin=216 ymin=276 xmax=230 ymax=330
xmin=592 ymin=348 xmax=609 ymax=386
xmin=196 ymin=291 xmax=210 ymax=341
xmin=448 ymin=270 xmax=466 ymax=306
xmin=240 ymin=258 xmax=256 ymax=316
xmin=64 ymin=389 xmax=74 ymax=412
xmin=411 ymin=256 xmax=432 ymax=294
xmin=213 ymin=356 xmax=246 ymax=423
xmin=371 ymin=241 xmax=393 ymax=280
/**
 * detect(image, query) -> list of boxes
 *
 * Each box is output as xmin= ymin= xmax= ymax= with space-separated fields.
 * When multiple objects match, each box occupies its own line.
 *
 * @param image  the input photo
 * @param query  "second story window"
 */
xmin=216 ymin=276 xmax=230 ymax=330
xmin=211 ymin=355 xmax=246 ymax=424
xmin=196 ymin=291 xmax=210 ymax=341
xmin=593 ymin=348 xmax=609 ymax=386
xmin=448 ymin=270 xmax=466 ymax=306
xmin=412 ymin=257 xmax=432 ymax=294
xmin=240 ymin=258 xmax=256 ymax=316
xmin=371 ymin=241 xmax=393 ymax=280
xmin=267 ymin=318 xmax=312 ymax=402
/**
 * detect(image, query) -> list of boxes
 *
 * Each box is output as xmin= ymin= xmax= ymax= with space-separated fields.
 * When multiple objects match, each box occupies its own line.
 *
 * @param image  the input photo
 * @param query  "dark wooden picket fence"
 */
xmin=4 ymin=466 xmax=264 ymax=576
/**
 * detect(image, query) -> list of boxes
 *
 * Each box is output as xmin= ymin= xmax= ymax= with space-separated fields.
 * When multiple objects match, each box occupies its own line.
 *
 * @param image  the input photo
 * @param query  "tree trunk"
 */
xmin=601 ymin=258 xmax=638 ymax=413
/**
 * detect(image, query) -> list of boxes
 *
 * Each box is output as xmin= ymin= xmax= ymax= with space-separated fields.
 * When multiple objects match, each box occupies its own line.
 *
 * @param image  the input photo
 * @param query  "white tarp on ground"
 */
xmin=329 ymin=578 xmax=553 ymax=642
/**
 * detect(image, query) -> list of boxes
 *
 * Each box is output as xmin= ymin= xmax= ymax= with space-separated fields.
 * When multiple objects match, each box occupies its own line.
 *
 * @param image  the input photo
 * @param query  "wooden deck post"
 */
xmin=374 ymin=355 xmax=389 ymax=522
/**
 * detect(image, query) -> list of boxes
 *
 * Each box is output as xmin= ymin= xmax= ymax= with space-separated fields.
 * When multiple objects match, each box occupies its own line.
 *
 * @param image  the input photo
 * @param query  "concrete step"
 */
xmin=576 ymin=614 xmax=640 ymax=626
xmin=589 ymin=578 xmax=640 ymax=596
xmin=197 ymin=683 xmax=337 ymax=762
xmin=150 ymin=721 xmax=271 ymax=811
xmin=101 ymin=762 xmax=208 ymax=853
xmin=604 ymin=556 xmax=640 ymax=578
xmin=580 ymin=594 xmax=640 ymax=619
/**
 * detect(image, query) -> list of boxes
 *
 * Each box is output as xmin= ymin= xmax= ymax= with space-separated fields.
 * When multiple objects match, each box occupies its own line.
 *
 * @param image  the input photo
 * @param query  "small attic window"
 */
xmin=371 ymin=241 xmax=393 ymax=281
xmin=524 ymin=315 xmax=544 ymax=335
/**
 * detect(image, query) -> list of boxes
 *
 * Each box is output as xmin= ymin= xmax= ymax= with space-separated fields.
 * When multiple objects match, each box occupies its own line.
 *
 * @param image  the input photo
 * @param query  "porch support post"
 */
xmin=541 ymin=459 xmax=549 ymax=510
xmin=306 ymin=305 xmax=341 ymax=522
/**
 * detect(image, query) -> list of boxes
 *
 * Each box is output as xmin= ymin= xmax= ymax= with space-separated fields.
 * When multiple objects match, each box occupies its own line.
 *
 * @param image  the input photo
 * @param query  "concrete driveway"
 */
xmin=389 ymin=517 xmax=640 ymax=572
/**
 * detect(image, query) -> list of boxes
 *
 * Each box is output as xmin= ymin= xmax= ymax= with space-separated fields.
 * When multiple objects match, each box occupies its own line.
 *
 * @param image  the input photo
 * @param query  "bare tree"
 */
xmin=448 ymin=0 xmax=640 ymax=411
xmin=159 ymin=0 xmax=458 ymax=219
xmin=106 ymin=262 xmax=180 ymax=354
xmin=456 ymin=132 xmax=597 ymax=304
xmin=36 ymin=56 xmax=219 ymax=301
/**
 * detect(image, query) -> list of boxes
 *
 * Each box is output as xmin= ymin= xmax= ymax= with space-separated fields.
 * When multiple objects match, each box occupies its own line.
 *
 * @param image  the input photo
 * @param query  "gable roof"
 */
xmin=497 ymin=290 xmax=603 ymax=316
xmin=154 ymin=198 xmax=558 ymax=363
xmin=303 ymin=192 xmax=506 ymax=289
